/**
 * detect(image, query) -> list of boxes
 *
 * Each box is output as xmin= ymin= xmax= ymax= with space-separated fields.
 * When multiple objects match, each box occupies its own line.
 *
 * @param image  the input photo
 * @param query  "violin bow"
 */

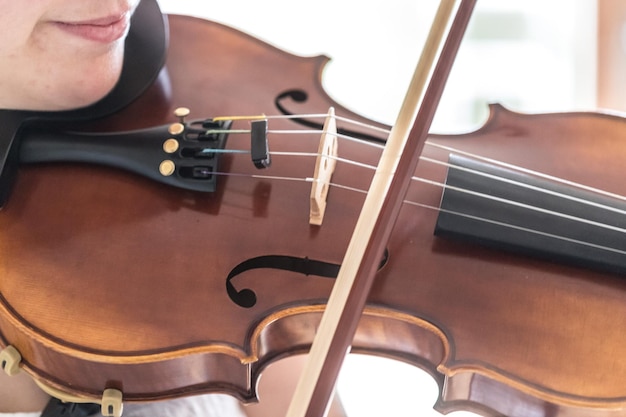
xmin=285 ymin=1 xmax=477 ymax=416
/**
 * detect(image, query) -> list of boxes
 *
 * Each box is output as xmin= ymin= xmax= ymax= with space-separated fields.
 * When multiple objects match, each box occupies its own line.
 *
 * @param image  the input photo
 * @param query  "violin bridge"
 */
xmin=309 ymin=107 xmax=338 ymax=226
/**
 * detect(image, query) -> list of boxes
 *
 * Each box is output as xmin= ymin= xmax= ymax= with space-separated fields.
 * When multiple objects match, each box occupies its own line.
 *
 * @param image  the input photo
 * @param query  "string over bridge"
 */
xmin=309 ymin=107 xmax=338 ymax=226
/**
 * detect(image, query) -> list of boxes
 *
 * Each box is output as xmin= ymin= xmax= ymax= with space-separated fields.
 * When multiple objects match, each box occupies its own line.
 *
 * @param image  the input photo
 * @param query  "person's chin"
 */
xmin=56 ymin=55 xmax=125 ymax=111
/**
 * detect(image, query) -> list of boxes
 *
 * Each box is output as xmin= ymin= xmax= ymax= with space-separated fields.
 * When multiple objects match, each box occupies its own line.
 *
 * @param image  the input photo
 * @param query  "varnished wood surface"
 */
xmin=0 ymin=14 xmax=626 ymax=417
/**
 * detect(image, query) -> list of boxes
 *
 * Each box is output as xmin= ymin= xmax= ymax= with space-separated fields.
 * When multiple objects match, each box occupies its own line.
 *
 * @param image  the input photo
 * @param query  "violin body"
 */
xmin=1 ymin=13 xmax=626 ymax=417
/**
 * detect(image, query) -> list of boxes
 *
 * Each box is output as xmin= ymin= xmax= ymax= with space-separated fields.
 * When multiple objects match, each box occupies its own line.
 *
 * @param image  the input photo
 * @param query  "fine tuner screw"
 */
xmin=169 ymin=107 xmax=191 ymax=136
xmin=174 ymin=107 xmax=191 ymax=123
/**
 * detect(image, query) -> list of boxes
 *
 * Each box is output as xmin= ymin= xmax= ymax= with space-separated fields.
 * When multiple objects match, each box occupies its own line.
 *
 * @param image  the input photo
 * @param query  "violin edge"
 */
xmin=3 ymin=300 xmax=626 ymax=417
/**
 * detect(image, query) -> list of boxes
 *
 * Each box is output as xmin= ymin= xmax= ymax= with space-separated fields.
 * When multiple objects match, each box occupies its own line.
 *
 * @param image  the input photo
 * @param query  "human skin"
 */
xmin=0 ymin=0 xmax=140 ymax=111
xmin=0 ymin=370 xmax=49 ymax=413
xmin=0 ymin=0 xmax=140 ymax=412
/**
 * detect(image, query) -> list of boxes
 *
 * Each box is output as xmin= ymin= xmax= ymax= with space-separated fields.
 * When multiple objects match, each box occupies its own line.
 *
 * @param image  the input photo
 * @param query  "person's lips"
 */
xmin=54 ymin=13 xmax=131 ymax=43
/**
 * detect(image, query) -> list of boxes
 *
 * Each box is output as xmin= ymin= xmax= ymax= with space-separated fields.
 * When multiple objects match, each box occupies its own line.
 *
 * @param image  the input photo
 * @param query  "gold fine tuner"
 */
xmin=168 ymin=107 xmax=190 ymax=136
xmin=174 ymin=107 xmax=191 ymax=123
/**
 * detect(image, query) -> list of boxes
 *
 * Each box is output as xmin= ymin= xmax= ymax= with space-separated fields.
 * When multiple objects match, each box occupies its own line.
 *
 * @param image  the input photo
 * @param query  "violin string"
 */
xmin=194 ymin=114 xmax=626 ymax=249
xmin=198 ymin=148 xmax=379 ymax=171
xmin=424 ymin=141 xmax=626 ymax=203
xmin=212 ymin=166 xmax=626 ymax=255
xmin=419 ymin=156 xmax=626 ymax=217
xmin=226 ymin=112 xmax=626 ymax=202
xmin=270 ymin=152 xmax=378 ymax=170
xmin=200 ymin=128 xmax=626 ymax=218
xmin=213 ymin=112 xmax=329 ymax=122
xmin=212 ymin=112 xmax=392 ymax=136
xmin=210 ymin=170 xmax=369 ymax=195
xmin=268 ymin=130 xmax=386 ymax=149
xmin=197 ymin=132 xmax=626 ymax=220
xmin=204 ymin=128 xmax=385 ymax=149
xmin=208 ymin=110 xmax=625 ymax=208
xmin=405 ymin=200 xmax=626 ymax=256
xmin=211 ymin=145 xmax=626 ymax=237
xmin=412 ymin=174 xmax=626 ymax=235
xmin=333 ymin=114 xmax=391 ymax=135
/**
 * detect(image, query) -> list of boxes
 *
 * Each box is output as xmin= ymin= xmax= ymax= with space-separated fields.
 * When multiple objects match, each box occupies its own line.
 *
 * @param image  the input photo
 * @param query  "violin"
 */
xmin=1 ymin=1 xmax=626 ymax=416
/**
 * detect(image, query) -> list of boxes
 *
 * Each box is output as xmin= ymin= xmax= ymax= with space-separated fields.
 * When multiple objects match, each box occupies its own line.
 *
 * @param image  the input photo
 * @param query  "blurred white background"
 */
xmin=155 ymin=1 xmax=598 ymax=416
xmin=156 ymin=0 xmax=596 ymax=132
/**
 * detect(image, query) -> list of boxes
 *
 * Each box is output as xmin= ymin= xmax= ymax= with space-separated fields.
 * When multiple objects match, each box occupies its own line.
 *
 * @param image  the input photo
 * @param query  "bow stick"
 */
xmin=285 ymin=1 xmax=477 ymax=416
